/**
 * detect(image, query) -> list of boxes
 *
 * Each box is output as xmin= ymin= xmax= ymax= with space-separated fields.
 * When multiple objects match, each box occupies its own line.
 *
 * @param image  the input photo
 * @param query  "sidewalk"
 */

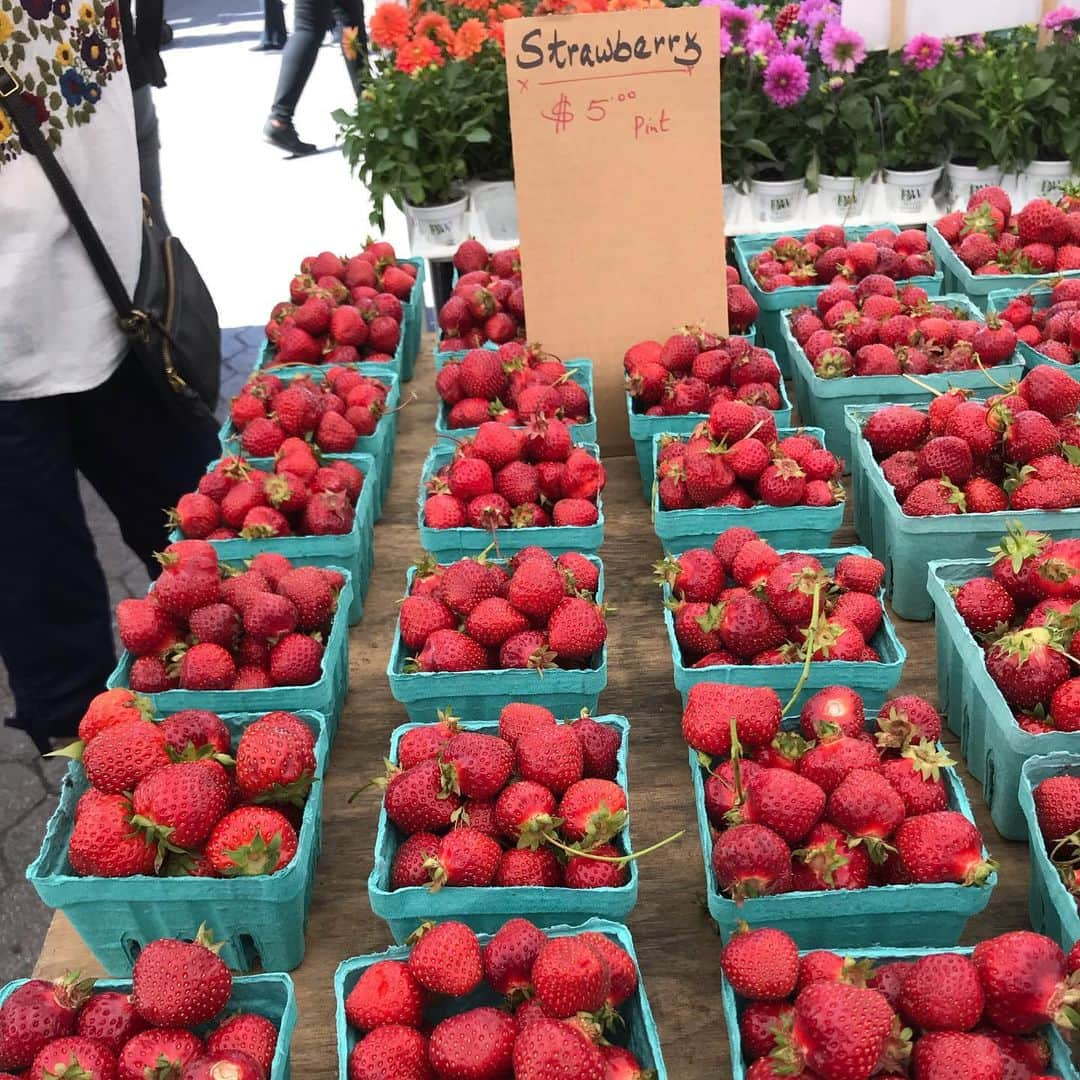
xmin=0 ymin=0 xmax=409 ymax=981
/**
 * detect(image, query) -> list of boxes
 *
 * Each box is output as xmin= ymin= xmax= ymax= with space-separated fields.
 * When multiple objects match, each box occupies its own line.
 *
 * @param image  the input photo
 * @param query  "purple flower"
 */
xmin=799 ymin=0 xmax=839 ymax=37
xmin=820 ymin=22 xmax=866 ymax=72
xmin=718 ymin=25 xmax=733 ymax=56
xmin=961 ymin=33 xmax=986 ymax=52
xmin=903 ymin=33 xmax=944 ymax=71
xmin=718 ymin=1 xmax=764 ymax=44
xmin=746 ymin=19 xmax=781 ymax=57
xmin=762 ymin=51 xmax=809 ymax=107
xmin=784 ymin=34 xmax=809 ymax=56
xmin=1043 ymin=5 xmax=1080 ymax=33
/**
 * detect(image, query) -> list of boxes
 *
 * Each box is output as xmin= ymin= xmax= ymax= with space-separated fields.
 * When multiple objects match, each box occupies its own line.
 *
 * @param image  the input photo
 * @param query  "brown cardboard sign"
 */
xmin=504 ymin=8 xmax=727 ymax=454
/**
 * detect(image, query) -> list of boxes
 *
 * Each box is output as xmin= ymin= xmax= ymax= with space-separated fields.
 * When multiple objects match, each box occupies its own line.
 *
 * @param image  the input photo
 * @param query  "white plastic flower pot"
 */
xmin=404 ymin=191 xmax=470 ymax=248
xmin=816 ymin=174 xmax=873 ymax=220
xmin=946 ymin=161 xmax=1003 ymax=211
xmin=749 ymin=177 xmax=806 ymax=224
xmin=471 ymin=181 xmax=518 ymax=243
xmin=1018 ymin=159 xmax=1076 ymax=207
xmin=882 ymin=165 xmax=943 ymax=215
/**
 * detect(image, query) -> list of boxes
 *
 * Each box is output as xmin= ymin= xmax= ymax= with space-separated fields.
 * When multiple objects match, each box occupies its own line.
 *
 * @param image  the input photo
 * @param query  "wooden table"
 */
xmin=34 ymin=338 xmax=1032 ymax=1078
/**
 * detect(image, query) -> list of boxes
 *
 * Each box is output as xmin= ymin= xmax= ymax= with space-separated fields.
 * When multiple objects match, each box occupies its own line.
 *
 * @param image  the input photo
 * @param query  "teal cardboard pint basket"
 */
xmin=418 ymin=442 xmax=605 ymax=559
xmin=335 ymin=919 xmax=668 ymax=1080
xmin=399 ymin=256 xmax=426 ymax=381
xmin=368 ymin=716 xmax=637 ymax=941
xmin=107 ymin=565 xmax=352 ymax=734
xmin=387 ymin=557 xmax=607 ymax=723
xmin=846 ymin=403 xmax=1080 ymax=620
xmin=26 ymin=711 xmax=329 ymax=976
xmin=650 ymin=427 xmax=842 ymax=555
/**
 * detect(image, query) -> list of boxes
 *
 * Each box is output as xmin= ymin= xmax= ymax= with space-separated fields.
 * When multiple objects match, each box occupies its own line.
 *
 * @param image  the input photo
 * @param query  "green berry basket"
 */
xmin=417 ymin=442 xmax=605 ymax=560
xmin=106 ymin=565 xmax=352 ymax=736
xmin=386 ymin=557 xmax=608 ymax=724
xmin=626 ymin=346 xmax=792 ymax=498
xmin=168 ymin=453 xmax=375 ymax=625
xmin=732 ymin=224 xmax=944 ymax=374
xmin=988 ymin=286 xmax=1080 ymax=380
xmin=217 ymin=364 xmax=401 ymax=520
xmin=26 ymin=711 xmax=329 ymax=977
xmin=368 ymin=716 xmax=637 ymax=942
xmin=335 ymin=918 xmax=667 ymax=1080
xmin=693 ymin=717 xmax=994 ymax=948
xmin=0 ymin=973 xmax=297 ymax=1080
xmin=649 ymin=427 xmax=843 ymax=555
xmin=434 ymin=357 xmax=598 ymax=447
xmin=722 ymin=945 xmax=1077 ymax=1080
xmin=399 ymin=256 xmax=427 ymax=381
xmin=845 ymin=403 xmax=1080 ymax=620
xmin=928 ymin=557 xmax=1080 ymax=840
xmin=781 ymin=293 xmax=1024 ymax=466
xmin=663 ymin=546 xmax=907 ymax=715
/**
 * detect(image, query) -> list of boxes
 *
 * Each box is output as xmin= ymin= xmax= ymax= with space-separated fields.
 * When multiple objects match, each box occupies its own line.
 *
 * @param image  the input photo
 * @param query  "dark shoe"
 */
xmin=263 ymin=119 xmax=317 ymax=156
xmin=251 ymin=36 xmax=287 ymax=51
xmin=160 ymin=20 xmax=174 ymax=46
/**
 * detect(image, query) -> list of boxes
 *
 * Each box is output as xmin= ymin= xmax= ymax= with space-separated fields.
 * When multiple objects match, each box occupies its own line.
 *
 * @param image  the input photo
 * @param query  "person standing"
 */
xmin=253 ymin=0 xmax=288 ymax=52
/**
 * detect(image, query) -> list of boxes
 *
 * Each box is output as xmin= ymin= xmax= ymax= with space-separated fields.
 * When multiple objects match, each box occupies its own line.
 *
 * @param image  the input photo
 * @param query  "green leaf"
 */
xmin=743 ymin=138 xmax=776 ymax=161
xmin=49 ymin=91 xmax=60 ymax=110
xmin=401 ymin=127 xmax=418 ymax=150
xmin=464 ymin=126 xmax=491 ymax=144
xmin=36 ymin=54 xmax=49 ymax=77
xmin=28 ymin=17 xmax=38 ymax=38
xmin=11 ymin=5 xmax=22 ymax=22
xmin=1023 ymin=77 xmax=1055 ymax=101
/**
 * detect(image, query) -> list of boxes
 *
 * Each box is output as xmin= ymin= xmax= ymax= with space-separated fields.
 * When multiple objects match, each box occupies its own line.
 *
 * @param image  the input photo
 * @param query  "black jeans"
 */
xmin=269 ymin=0 xmax=367 ymax=123
xmin=0 ymin=355 xmax=219 ymax=750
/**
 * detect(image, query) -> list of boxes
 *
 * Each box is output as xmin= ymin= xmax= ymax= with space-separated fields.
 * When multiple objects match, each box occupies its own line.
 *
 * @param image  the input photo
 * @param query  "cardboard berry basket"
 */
xmin=844 ymin=403 xmax=1080 ymax=621
xmin=434 ymin=357 xmax=599 ymax=447
xmin=781 ymin=294 xmax=1025 ymax=465
xmin=928 ymin=558 xmax=1080 ymax=841
xmin=417 ymin=442 xmax=605 ymax=560
xmin=386 ymin=557 xmax=607 ymax=724
xmin=168 ymin=454 xmax=375 ymax=626
xmin=106 ymin=565 xmax=352 ymax=733
xmin=663 ymin=546 xmax=906 ymax=715
xmin=626 ymin=347 xmax=792 ymax=499
xmin=732 ymin=224 xmax=945 ymax=374
xmin=368 ymin=716 xmax=636 ymax=941
xmin=649 ymin=427 xmax=842 ymax=555
xmin=26 ymin=711 xmax=329 ymax=977
xmin=692 ymin=721 xmax=994 ymax=948
xmin=0 ymin=973 xmax=297 ymax=1079
xmin=398 ymin=256 xmax=427 ymax=382
xmin=988 ymin=286 xmax=1080 ymax=381
xmin=434 ymin=337 xmax=497 ymax=368
xmin=720 ymin=946 xmax=1076 ymax=1080
xmin=1019 ymin=753 xmax=1080 ymax=951
xmin=217 ymin=364 xmax=402 ymax=520
xmin=334 ymin=918 xmax=667 ymax=1079
xmin=255 ymin=328 xmax=406 ymax=383
xmin=927 ymin=224 xmax=1080 ymax=311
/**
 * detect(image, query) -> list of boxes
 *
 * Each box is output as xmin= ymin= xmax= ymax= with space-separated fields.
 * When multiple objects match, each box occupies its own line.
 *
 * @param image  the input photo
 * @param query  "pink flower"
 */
xmin=903 ymin=33 xmax=943 ymax=71
xmin=1043 ymin=5 xmax=1079 ymax=36
xmin=819 ymin=21 xmax=865 ymax=72
xmin=762 ymin=51 xmax=809 ymax=107
xmin=746 ymin=18 xmax=781 ymax=57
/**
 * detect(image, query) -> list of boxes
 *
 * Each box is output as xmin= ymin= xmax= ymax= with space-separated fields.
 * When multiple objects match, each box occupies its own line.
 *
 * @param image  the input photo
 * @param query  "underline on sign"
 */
xmin=538 ymin=68 xmax=684 ymax=85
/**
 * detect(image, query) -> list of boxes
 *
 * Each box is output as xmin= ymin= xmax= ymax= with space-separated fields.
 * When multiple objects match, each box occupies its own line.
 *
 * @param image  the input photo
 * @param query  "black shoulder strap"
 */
xmin=0 ymin=63 xmax=137 ymax=322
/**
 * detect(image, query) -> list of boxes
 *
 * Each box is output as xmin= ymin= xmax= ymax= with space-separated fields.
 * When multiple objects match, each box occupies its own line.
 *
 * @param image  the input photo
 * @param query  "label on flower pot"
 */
xmin=841 ymin=0 xmax=1050 ymax=51
xmin=504 ymin=7 xmax=726 ymax=452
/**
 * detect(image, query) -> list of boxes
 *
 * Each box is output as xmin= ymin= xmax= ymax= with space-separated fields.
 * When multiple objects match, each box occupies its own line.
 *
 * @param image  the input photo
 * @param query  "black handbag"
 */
xmin=0 ymin=64 xmax=221 ymax=418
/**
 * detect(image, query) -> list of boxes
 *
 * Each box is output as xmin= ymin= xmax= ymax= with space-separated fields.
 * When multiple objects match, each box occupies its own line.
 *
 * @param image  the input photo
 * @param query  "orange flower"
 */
xmin=461 ymin=0 xmax=492 ymax=12
xmin=450 ymin=16 xmax=488 ymax=58
xmin=395 ymin=33 xmax=444 ymax=72
xmin=491 ymin=2 xmax=521 ymax=20
xmin=370 ymin=2 xmax=411 ymax=49
xmin=415 ymin=11 xmax=453 ymax=42
xmin=487 ymin=19 xmax=506 ymax=53
xmin=607 ymin=0 xmax=643 ymax=9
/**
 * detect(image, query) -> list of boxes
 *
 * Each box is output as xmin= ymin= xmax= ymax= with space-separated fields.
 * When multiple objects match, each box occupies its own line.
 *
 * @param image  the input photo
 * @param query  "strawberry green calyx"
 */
xmin=769 ymin=1011 xmax=806 ymax=1075
xmin=772 ymin=731 xmax=813 ymax=766
xmin=997 ymin=625 xmax=1061 ymax=664
xmin=988 ymin=520 xmax=1051 ymax=572
xmin=348 ymin=758 xmax=397 ymax=802
xmin=43 ymin=1058 xmax=95 ymax=1080
xmin=792 ymin=837 xmax=851 ymax=888
xmin=900 ymin=739 xmax=956 ymax=781
xmin=219 ymin=830 xmax=284 ymax=876
xmin=252 ymin=772 xmax=314 ymax=807
xmin=576 ymin=800 xmax=628 ymax=850
xmin=962 ymin=853 xmax=998 ymax=887
xmin=877 ymin=1017 xmax=914 ymax=1074
xmin=652 ymin=555 xmax=684 ymax=590
xmin=404 ymin=920 xmax=436 ymax=945
xmin=1050 ymin=972 xmax=1080 ymax=1032
xmin=876 ymin=703 xmax=939 ymax=751
xmin=166 ymin=740 xmax=234 ymax=767
xmin=54 ymin=970 xmax=96 ymax=1011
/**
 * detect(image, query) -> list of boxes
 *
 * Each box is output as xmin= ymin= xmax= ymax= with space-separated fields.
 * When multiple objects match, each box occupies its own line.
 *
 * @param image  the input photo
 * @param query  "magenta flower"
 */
xmin=762 ymin=52 xmax=810 ymax=107
xmin=820 ymin=22 xmax=866 ymax=72
xmin=784 ymin=34 xmax=809 ymax=55
xmin=903 ymin=33 xmax=944 ymax=71
xmin=718 ymin=1 xmax=764 ymax=44
xmin=718 ymin=25 xmax=733 ymax=56
xmin=746 ymin=19 xmax=782 ymax=57
xmin=799 ymin=0 xmax=839 ymax=37
xmin=1043 ymin=5 xmax=1079 ymax=34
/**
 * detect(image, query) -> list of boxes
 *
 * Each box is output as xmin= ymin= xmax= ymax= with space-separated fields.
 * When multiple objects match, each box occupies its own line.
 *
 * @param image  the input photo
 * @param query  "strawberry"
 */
xmin=711 ymin=823 xmax=790 ymax=901
xmin=82 ymin=720 xmax=171 ymax=795
xmin=741 ymin=1002 xmax=794 ymax=1060
xmin=178 ymin=642 xmax=236 ymax=690
xmin=532 ymin=936 xmax=610 ymax=1017
xmin=344 ymin=960 xmax=425 ymax=1031
xmin=952 ymin=577 xmax=1015 ymax=633
xmin=407 ymin=921 xmax=482 ymax=995
xmin=424 ymin=827 xmax=501 ymax=888
xmin=131 ymin=760 xmax=231 ymax=852
xmin=131 ymin=926 xmax=231 ymax=1027
xmin=736 ymin=768 xmax=826 ymax=844
xmin=206 ymin=1014 xmax=278 ymax=1074
xmin=796 ymin=951 xmax=873 ymax=991
xmin=184 ymin=1049 xmax=264 ymax=1078
xmin=547 ymin=596 xmax=607 ymax=661
xmin=681 ymin=684 xmax=782 ymax=756
xmin=797 ymin=734 xmax=879 ymax=795
xmin=441 ymin=731 xmax=513 ymax=800
xmin=863 ymin=405 xmax=930 ymax=456
xmin=29 ymin=1036 xmax=117 ymax=1079
xmin=721 ymin=926 xmax=798 ymax=1001
xmin=74 ymin=992 xmax=145 ymax=1053
xmin=235 ymin=717 xmax=316 ymax=803
xmin=268 ymin=632 xmax=324 ymax=685
xmin=875 ymin=695 xmax=941 ymax=749
xmin=513 ymin=1018 xmax=604 ymax=1080
xmin=116 ymin=597 xmax=176 ymax=657
xmin=428 ymin=1007 xmax=516 ymax=1079
xmin=558 ymin=778 xmax=627 ymax=846
xmin=800 ymin=686 xmax=864 ymax=739
xmin=77 ymin=688 xmax=153 ymax=746
xmin=206 ymin=806 xmax=298 ymax=876
xmin=985 ymin=628 xmax=1070 ymax=708
xmin=347 ymin=1024 xmax=431 ymax=1080
xmin=911 ymin=1032 xmax=1004 ymax=1078
xmin=571 ymin=715 xmax=620 ymax=780
xmin=384 ymin=759 xmax=461 ymax=834
xmin=498 ymin=702 xmax=557 ymax=747
xmin=827 ymin=769 xmax=905 ymax=862
xmin=894 ymin=810 xmax=995 ymax=885
xmin=898 ymin=952 xmax=984 ymax=1032
xmin=391 ymin=832 xmax=440 ymax=889
xmin=0 ymin=974 xmax=95 ymax=1070
xmin=878 ymin=741 xmax=951 ymax=816
xmin=515 ymin=725 xmax=583 ymax=795
xmin=564 ymin=843 xmax=628 ymax=889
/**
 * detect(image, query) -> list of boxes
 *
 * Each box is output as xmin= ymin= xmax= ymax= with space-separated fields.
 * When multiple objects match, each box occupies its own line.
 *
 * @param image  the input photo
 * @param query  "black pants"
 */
xmin=260 ymin=0 xmax=288 ymax=47
xmin=0 ymin=355 xmax=219 ymax=750
xmin=269 ymin=0 xmax=367 ymax=122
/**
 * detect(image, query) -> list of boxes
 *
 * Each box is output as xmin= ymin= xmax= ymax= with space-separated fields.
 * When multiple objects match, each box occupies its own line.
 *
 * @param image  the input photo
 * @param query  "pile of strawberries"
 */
xmin=438 ymin=240 xmax=524 ymax=352
xmin=950 ymin=525 xmax=1080 ymax=733
xmin=936 ymin=185 xmax=1080 ymax=275
xmin=66 ymin=689 xmax=313 ymax=879
xmin=725 ymin=924 xmax=1077 ymax=1078
xmin=788 ymin=282 xmax=1017 ymax=378
xmin=345 ymin=919 xmax=653 ymax=1078
xmin=748 ymin=225 xmax=936 ymax=292
xmin=423 ymin=421 xmax=605 ymax=532
xmin=264 ymin=241 xmax=416 ymax=367
xmin=684 ymin=682 xmax=994 ymax=899
xmin=996 ymin=279 xmax=1080 ymax=366
xmin=625 ymin=330 xmax=783 ymax=417
xmin=436 ymin=343 xmax=591 ymax=431
xmin=225 ymin=367 xmax=393 ymax=456
xmin=724 ymin=264 xmax=761 ymax=333
xmin=860 ymin=366 xmax=1080 ymax=515
xmin=173 ymin=442 xmax=364 ymax=541
xmin=663 ymin=535 xmax=887 ymax=667
xmin=1032 ymin=770 xmax=1080 ymax=911
xmin=377 ymin=704 xmax=632 ymax=891
xmin=117 ymin=543 xmax=341 ymax=692
xmin=0 ymin=929 xmax=280 ymax=1078
xmin=655 ymin=424 xmax=842 ymax=511
xmin=398 ymin=549 xmax=607 ymax=673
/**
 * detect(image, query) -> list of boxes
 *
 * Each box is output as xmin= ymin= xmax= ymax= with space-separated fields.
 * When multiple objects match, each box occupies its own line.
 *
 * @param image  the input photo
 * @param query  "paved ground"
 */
xmin=0 ymin=0 xmax=413 ymax=982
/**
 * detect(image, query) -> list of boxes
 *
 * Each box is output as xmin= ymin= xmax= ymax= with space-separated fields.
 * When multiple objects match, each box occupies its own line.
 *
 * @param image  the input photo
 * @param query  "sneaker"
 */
xmin=263 ymin=118 xmax=317 ymax=156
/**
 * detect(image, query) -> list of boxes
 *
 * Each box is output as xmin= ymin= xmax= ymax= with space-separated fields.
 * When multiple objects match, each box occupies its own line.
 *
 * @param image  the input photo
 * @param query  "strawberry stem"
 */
xmin=900 ymin=373 xmax=942 ymax=396
xmin=783 ymin=581 xmax=823 ymax=716
xmin=542 ymin=829 xmax=685 ymax=864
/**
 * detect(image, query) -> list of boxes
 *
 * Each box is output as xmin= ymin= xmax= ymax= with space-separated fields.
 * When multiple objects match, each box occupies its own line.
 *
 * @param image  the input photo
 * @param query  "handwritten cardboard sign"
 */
xmin=504 ymin=7 xmax=726 ymax=453
xmin=841 ymin=0 xmax=1050 ymax=51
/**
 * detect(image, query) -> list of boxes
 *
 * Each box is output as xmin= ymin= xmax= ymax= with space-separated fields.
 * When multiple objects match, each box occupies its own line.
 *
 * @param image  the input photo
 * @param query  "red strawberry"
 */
xmin=206 ymin=1014 xmax=278 ymax=1075
xmin=985 ymin=628 xmax=1070 ymax=709
xmin=424 ymin=827 xmax=501 ymax=889
xmin=911 ymin=1032 xmax=1004 ymax=1079
xmin=441 ymin=731 xmax=513 ymax=800
xmin=898 ymin=952 xmax=985 ymax=1032
xmin=408 ymin=921 xmax=482 ymax=995
xmin=347 ymin=1025 xmax=431 ymax=1080
xmin=132 ymin=927 xmax=231 ymax=1027
xmin=515 ymin=725 xmax=584 ymax=795
xmin=206 ymin=806 xmax=298 ymax=876
xmin=532 ymin=936 xmax=610 ymax=1017
xmin=827 ymin=769 xmax=905 ymax=861
xmin=711 ymin=823 xmax=790 ymax=901
xmin=0 ymin=974 xmax=95 ymax=1070
xmin=895 ymin=810 xmax=995 ymax=885
xmin=82 ymin=720 xmax=171 ymax=795
xmin=428 ymin=1007 xmax=516 ymax=1079
xmin=344 ymin=960 xmax=425 ymax=1031
xmin=512 ymin=1018 xmax=604 ymax=1080
xmin=682 ymin=683 xmax=782 ymax=756
xmin=721 ymin=926 xmax=798 ymax=1000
